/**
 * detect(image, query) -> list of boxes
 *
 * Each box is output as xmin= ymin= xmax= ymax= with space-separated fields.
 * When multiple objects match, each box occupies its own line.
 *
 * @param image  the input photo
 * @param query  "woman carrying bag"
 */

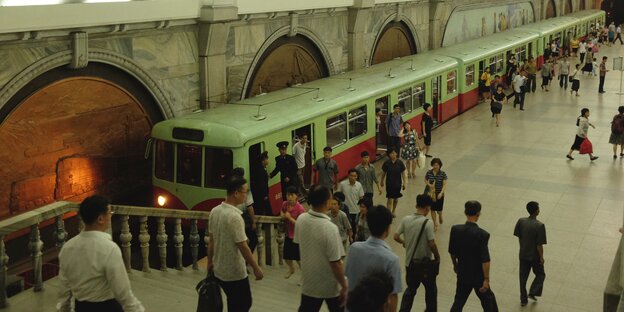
xmin=567 ymin=108 xmax=599 ymax=161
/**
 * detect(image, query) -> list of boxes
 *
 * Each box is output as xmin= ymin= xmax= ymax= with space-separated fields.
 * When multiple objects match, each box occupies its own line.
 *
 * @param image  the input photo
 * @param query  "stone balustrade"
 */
xmin=0 ymin=201 xmax=285 ymax=309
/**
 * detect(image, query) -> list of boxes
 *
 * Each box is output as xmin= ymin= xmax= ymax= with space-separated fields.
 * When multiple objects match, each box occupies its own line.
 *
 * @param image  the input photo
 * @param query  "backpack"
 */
xmin=612 ymin=115 xmax=624 ymax=135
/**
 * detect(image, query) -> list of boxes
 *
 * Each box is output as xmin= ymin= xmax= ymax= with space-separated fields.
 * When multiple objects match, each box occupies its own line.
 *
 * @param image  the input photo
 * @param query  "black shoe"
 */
xmin=614 ymin=155 xmax=618 ymax=159
xmin=620 ymin=153 xmax=624 ymax=157
xmin=566 ymin=155 xmax=574 ymax=160
xmin=591 ymin=156 xmax=599 ymax=161
xmin=520 ymin=108 xmax=525 ymax=111
xmin=425 ymin=154 xmax=433 ymax=158
xmin=528 ymin=294 xmax=538 ymax=301
xmin=599 ymin=91 xmax=606 ymax=94
xmin=521 ymin=301 xmax=528 ymax=307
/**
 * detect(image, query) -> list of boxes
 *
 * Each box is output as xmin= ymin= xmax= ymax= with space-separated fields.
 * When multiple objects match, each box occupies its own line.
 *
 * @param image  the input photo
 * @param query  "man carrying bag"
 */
xmin=394 ymin=194 xmax=441 ymax=312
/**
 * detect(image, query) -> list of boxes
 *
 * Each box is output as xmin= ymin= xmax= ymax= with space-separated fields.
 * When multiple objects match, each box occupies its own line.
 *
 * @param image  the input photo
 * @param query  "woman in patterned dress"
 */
xmin=400 ymin=121 xmax=420 ymax=178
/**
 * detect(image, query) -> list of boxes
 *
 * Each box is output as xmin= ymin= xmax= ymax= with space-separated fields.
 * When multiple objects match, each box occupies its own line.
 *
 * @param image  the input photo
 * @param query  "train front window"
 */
xmin=154 ymin=140 xmax=174 ymax=182
xmin=177 ymin=144 xmax=202 ymax=186
xmin=205 ymin=147 xmax=233 ymax=189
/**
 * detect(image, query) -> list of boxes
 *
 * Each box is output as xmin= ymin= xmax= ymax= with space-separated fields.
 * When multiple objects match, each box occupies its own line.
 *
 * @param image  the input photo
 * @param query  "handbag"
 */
xmin=406 ymin=219 xmax=439 ymax=283
xmin=579 ymin=138 xmax=593 ymax=154
xmin=196 ymin=269 xmax=223 ymax=312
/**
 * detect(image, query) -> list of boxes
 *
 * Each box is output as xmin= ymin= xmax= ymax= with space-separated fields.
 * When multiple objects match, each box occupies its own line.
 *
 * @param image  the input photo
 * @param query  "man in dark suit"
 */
xmin=250 ymin=151 xmax=271 ymax=215
xmin=449 ymin=201 xmax=498 ymax=312
xmin=270 ymin=141 xmax=298 ymax=201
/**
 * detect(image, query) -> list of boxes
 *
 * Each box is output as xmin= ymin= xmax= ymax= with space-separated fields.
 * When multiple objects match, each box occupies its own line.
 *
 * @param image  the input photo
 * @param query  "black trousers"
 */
xmin=399 ymin=272 xmax=437 ymax=312
xmin=450 ymin=281 xmax=498 ymax=312
xmin=527 ymin=74 xmax=536 ymax=92
xmin=599 ymin=75 xmax=606 ymax=92
xmin=218 ymin=277 xmax=252 ymax=312
xmin=580 ymin=52 xmax=586 ymax=64
xmin=514 ymin=89 xmax=525 ymax=109
xmin=559 ymin=74 xmax=568 ymax=89
xmin=519 ymin=259 xmax=545 ymax=302
xmin=280 ymin=178 xmax=298 ymax=200
xmin=298 ymin=294 xmax=343 ymax=312
xmin=388 ymin=136 xmax=401 ymax=155
xmin=75 ymin=299 xmax=123 ymax=312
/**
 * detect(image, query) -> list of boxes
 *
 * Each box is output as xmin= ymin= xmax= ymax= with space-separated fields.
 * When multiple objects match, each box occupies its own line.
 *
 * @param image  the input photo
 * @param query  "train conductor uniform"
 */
xmin=270 ymin=141 xmax=298 ymax=200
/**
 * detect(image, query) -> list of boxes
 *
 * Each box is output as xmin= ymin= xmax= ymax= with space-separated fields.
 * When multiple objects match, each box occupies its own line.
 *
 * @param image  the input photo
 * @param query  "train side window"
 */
xmin=348 ymin=106 xmax=367 ymax=140
xmin=412 ymin=82 xmax=425 ymax=110
xmin=154 ymin=140 xmax=174 ymax=182
xmin=488 ymin=57 xmax=496 ymax=73
xmin=495 ymin=54 xmax=504 ymax=73
xmin=465 ymin=65 xmax=475 ymax=86
xmin=375 ymin=95 xmax=389 ymax=115
xmin=205 ymin=147 xmax=232 ymax=188
xmin=446 ymin=70 xmax=457 ymax=94
xmin=326 ymin=113 xmax=347 ymax=148
xmin=177 ymin=144 xmax=202 ymax=186
xmin=398 ymin=88 xmax=412 ymax=114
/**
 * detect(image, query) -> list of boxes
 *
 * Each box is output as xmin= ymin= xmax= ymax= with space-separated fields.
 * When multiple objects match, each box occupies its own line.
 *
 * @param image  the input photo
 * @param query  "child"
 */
xmin=333 ymin=191 xmax=353 ymax=230
xmin=280 ymin=186 xmax=305 ymax=279
xmin=355 ymin=198 xmax=372 ymax=242
xmin=592 ymin=58 xmax=598 ymax=77
xmin=329 ymin=195 xmax=353 ymax=254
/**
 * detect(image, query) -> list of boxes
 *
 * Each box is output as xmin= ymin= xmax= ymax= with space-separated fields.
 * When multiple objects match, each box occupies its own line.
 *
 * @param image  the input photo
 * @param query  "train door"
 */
xmin=431 ymin=75 xmax=441 ymax=125
xmin=375 ymin=95 xmax=389 ymax=155
xmin=292 ymin=125 xmax=313 ymax=190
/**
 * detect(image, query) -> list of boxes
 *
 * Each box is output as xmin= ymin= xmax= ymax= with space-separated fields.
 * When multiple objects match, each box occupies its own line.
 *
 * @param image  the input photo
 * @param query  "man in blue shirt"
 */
xmin=345 ymin=205 xmax=402 ymax=312
xmin=385 ymin=104 xmax=403 ymax=156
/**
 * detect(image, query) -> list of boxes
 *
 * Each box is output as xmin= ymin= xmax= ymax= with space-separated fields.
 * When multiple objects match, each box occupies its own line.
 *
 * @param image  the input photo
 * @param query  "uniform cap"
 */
xmin=276 ymin=141 xmax=289 ymax=149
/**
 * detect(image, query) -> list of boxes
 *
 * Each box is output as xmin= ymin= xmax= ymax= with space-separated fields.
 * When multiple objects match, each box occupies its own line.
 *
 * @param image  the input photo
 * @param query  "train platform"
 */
xmin=369 ymin=42 xmax=624 ymax=311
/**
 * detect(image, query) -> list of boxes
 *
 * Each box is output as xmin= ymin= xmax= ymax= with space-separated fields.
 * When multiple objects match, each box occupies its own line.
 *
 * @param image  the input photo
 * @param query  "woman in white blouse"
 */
xmin=567 ymin=108 xmax=599 ymax=161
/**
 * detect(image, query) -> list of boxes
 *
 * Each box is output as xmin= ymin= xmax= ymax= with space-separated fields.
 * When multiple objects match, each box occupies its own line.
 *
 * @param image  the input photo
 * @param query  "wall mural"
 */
xmin=442 ymin=2 xmax=535 ymax=46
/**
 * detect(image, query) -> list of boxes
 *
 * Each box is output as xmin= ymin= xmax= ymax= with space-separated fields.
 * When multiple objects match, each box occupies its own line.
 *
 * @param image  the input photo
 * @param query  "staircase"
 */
xmin=0 ymin=201 xmax=291 ymax=311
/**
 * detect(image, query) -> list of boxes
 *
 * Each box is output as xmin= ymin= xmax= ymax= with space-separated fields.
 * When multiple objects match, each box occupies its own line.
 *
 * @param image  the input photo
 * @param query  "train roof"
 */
xmin=152 ymin=53 xmax=458 ymax=148
xmin=435 ymin=28 xmax=539 ymax=63
xmin=516 ymin=16 xmax=579 ymax=35
xmin=563 ymin=9 xmax=605 ymax=21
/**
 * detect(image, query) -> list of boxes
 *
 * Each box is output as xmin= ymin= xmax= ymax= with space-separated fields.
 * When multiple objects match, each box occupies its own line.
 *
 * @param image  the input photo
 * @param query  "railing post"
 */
xmin=256 ymin=222 xmax=265 ymax=267
xmin=174 ymin=218 xmax=184 ymax=270
xmin=203 ymin=225 xmax=210 ymax=270
xmin=138 ymin=216 xmax=150 ymax=272
xmin=0 ymin=236 xmax=8 ymax=308
xmin=29 ymin=224 xmax=43 ymax=291
xmin=156 ymin=217 xmax=168 ymax=271
xmin=120 ymin=215 xmax=132 ymax=273
xmin=190 ymin=220 xmax=199 ymax=270
xmin=276 ymin=223 xmax=285 ymax=266
xmin=54 ymin=215 xmax=68 ymax=247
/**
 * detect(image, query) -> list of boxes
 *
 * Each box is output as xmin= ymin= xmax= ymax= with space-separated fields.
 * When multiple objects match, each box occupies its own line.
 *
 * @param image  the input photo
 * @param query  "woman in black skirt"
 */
xmin=424 ymin=158 xmax=448 ymax=231
xmin=567 ymin=108 xmax=599 ymax=161
xmin=280 ymin=186 xmax=305 ymax=278
xmin=570 ymin=64 xmax=581 ymax=96
xmin=491 ymin=85 xmax=511 ymax=127
xmin=380 ymin=148 xmax=406 ymax=216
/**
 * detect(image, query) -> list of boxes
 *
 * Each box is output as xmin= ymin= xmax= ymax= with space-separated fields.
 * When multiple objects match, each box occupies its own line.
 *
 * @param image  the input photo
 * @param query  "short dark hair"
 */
xmin=348 ymin=168 xmax=358 ymax=176
xmin=526 ymin=201 xmax=539 ymax=215
xmin=603 ymin=56 xmax=608 ymax=60
xmin=79 ymin=195 xmax=110 ymax=225
xmin=375 ymin=108 xmax=381 ymax=113
xmin=416 ymin=194 xmax=433 ymax=208
xmin=226 ymin=175 xmax=247 ymax=196
xmin=367 ymin=205 xmax=393 ymax=237
xmin=619 ymin=106 xmax=624 ymax=114
xmin=358 ymin=198 xmax=373 ymax=210
xmin=323 ymin=146 xmax=333 ymax=152
xmin=464 ymin=200 xmax=482 ymax=216
xmin=393 ymin=104 xmax=400 ymax=109
xmin=347 ymin=271 xmax=394 ymax=312
xmin=333 ymin=191 xmax=345 ymax=202
xmin=231 ymin=167 xmax=245 ymax=177
xmin=286 ymin=186 xmax=298 ymax=196
xmin=430 ymin=158 xmax=443 ymax=168
xmin=387 ymin=148 xmax=397 ymax=155
xmin=423 ymin=103 xmax=431 ymax=110
xmin=360 ymin=150 xmax=369 ymax=157
xmin=308 ymin=184 xmax=331 ymax=208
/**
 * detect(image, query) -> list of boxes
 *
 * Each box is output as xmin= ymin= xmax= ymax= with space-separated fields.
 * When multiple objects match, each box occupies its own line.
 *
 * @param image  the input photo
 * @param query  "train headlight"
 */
xmin=157 ymin=195 xmax=167 ymax=207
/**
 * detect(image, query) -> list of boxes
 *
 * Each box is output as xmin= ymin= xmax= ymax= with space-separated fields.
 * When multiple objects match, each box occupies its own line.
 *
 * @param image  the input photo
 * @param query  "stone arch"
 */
xmin=565 ymin=0 xmax=573 ymax=14
xmin=370 ymin=17 xmax=418 ymax=65
xmin=242 ymin=26 xmax=333 ymax=99
xmin=0 ymin=59 xmax=165 ymax=218
xmin=545 ymin=0 xmax=557 ymax=19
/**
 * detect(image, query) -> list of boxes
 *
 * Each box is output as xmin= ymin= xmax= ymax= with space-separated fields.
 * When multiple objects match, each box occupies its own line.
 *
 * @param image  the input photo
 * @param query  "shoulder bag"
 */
xmin=406 ymin=219 xmax=439 ymax=283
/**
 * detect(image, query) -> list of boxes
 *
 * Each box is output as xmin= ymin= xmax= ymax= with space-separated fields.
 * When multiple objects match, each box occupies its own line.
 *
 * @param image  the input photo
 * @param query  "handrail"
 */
xmin=0 ymin=200 xmax=285 ymax=309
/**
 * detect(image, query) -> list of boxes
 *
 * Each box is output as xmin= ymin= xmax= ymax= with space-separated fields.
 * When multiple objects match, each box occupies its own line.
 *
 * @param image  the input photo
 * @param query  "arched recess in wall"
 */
xmin=371 ymin=21 xmax=417 ymax=65
xmin=580 ymin=0 xmax=586 ymax=10
xmin=0 ymin=62 xmax=163 ymax=219
xmin=565 ymin=0 xmax=573 ymax=13
xmin=546 ymin=0 xmax=557 ymax=18
xmin=244 ymin=34 xmax=330 ymax=98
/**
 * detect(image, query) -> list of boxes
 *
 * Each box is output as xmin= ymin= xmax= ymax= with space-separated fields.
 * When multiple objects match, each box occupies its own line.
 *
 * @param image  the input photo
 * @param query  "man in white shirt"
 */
xmin=208 ymin=175 xmax=263 ymax=312
xmin=513 ymin=70 xmax=527 ymax=111
xmin=295 ymin=184 xmax=348 ymax=312
xmin=57 ymin=195 xmax=145 ymax=312
xmin=338 ymin=168 xmax=365 ymax=227
xmin=293 ymin=133 xmax=309 ymax=195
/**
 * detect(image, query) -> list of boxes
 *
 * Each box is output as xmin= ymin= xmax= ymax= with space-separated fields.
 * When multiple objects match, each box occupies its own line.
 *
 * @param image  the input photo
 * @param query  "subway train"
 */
xmin=149 ymin=10 xmax=605 ymax=214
